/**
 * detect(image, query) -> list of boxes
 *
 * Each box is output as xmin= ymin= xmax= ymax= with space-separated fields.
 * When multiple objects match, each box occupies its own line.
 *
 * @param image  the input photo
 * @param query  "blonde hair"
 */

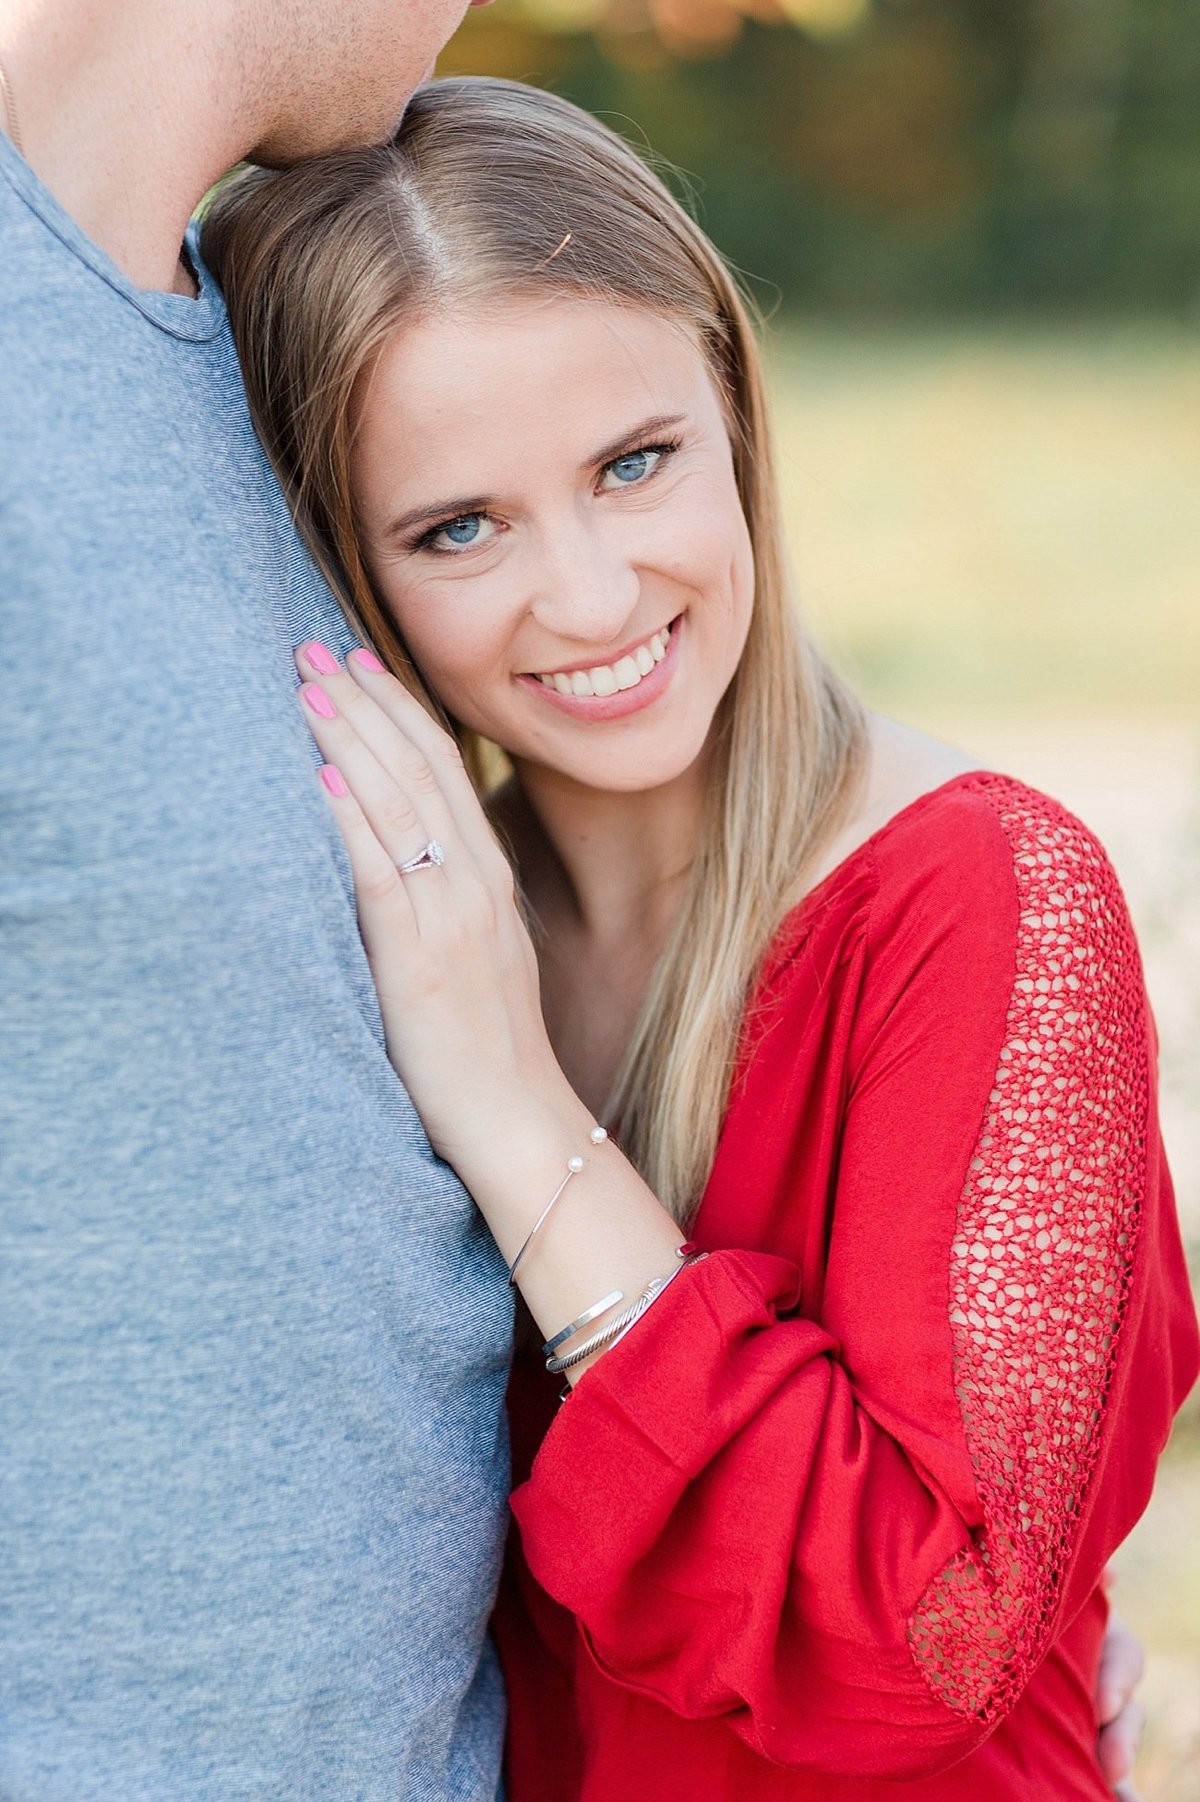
xmin=203 ymin=76 xmax=865 ymax=1222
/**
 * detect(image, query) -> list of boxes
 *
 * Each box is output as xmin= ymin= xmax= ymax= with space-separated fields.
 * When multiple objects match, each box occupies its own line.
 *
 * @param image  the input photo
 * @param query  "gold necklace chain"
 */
xmin=0 ymin=54 xmax=25 ymax=157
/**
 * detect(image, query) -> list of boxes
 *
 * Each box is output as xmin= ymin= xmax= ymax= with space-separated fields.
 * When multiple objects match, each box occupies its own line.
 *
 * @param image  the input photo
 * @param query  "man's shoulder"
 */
xmin=0 ymin=172 xmax=63 ymax=351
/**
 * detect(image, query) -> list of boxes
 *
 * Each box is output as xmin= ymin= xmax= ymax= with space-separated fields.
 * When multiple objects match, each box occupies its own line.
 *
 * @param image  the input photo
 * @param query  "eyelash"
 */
xmin=409 ymin=437 xmax=683 ymax=555
xmin=601 ymin=437 xmax=682 ymax=489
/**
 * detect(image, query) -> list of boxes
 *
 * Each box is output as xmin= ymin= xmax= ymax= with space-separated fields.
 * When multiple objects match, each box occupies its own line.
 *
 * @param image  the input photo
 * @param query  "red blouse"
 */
xmin=496 ymin=772 xmax=1199 ymax=1801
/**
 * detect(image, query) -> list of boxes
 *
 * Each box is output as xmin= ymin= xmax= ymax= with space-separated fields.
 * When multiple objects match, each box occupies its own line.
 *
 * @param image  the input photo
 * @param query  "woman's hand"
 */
xmin=294 ymin=641 xmax=567 ymax=1173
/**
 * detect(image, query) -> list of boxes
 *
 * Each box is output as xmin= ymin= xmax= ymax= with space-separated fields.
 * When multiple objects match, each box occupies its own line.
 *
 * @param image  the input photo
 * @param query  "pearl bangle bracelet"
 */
xmin=507 ymin=1125 xmax=608 ymax=1288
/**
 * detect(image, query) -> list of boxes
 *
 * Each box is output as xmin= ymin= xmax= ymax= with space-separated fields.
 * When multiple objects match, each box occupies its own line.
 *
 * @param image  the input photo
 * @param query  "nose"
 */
xmin=527 ymin=517 xmax=642 ymax=654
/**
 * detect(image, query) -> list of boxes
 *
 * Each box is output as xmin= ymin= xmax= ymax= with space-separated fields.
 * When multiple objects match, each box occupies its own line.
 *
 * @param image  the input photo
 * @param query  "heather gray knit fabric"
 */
xmin=0 ymin=135 xmax=511 ymax=1801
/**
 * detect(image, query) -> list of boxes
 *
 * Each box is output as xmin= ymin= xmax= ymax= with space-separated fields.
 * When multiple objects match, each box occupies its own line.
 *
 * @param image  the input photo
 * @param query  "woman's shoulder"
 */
xmin=817 ymin=716 xmax=1120 ymax=902
xmin=805 ymin=713 xmax=981 ymax=891
xmin=755 ymin=727 xmax=1147 ymax=1112
xmin=870 ymin=764 xmax=1128 ymax=936
xmin=773 ymin=716 xmax=1134 ymax=980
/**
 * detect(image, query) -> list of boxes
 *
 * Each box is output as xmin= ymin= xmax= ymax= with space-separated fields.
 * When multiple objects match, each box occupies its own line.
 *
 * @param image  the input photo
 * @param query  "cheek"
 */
xmin=665 ymin=480 xmax=754 ymax=628
xmin=728 ymin=509 xmax=756 ymax=634
xmin=385 ymin=582 xmax=513 ymax=721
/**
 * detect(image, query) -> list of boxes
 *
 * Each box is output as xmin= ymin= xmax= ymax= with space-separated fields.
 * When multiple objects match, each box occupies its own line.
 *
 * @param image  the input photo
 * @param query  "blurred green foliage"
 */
xmin=441 ymin=0 xmax=1200 ymax=316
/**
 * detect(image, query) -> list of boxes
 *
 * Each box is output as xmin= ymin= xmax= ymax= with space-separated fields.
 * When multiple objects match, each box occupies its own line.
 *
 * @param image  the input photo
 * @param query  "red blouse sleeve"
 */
xmin=509 ymin=777 xmax=1199 ymax=1781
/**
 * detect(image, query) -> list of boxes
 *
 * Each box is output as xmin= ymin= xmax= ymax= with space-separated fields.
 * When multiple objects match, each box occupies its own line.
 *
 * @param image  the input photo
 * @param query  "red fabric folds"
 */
xmin=498 ymin=773 xmax=1199 ymax=1801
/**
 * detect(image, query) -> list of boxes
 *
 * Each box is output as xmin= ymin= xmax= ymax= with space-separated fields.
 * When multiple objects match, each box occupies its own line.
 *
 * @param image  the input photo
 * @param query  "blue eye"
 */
xmin=610 ymin=450 xmax=654 ymax=484
xmin=424 ymin=512 xmax=496 ymax=553
xmin=600 ymin=441 xmax=678 ymax=493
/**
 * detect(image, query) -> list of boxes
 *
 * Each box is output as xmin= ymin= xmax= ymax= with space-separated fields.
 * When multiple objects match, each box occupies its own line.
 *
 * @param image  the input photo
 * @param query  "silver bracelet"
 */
xmin=507 ymin=1125 xmax=608 ymax=1288
xmin=546 ymin=1286 xmax=660 ymax=1374
xmin=546 ymin=1248 xmax=708 ymax=1374
xmin=542 ymin=1289 xmax=625 ymax=1359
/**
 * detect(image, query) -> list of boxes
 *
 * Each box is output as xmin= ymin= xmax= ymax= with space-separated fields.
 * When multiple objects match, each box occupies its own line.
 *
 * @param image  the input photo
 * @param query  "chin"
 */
xmin=248 ymin=91 xmax=413 ymax=168
xmin=546 ymin=742 xmax=707 ymax=797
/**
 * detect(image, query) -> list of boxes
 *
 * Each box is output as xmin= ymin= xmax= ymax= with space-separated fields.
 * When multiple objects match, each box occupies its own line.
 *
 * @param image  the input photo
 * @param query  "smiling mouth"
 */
xmin=530 ymin=621 xmax=674 ymax=699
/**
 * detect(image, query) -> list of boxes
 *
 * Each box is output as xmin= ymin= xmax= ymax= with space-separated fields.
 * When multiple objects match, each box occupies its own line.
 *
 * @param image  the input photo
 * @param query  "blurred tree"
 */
xmin=439 ymin=0 xmax=1200 ymax=316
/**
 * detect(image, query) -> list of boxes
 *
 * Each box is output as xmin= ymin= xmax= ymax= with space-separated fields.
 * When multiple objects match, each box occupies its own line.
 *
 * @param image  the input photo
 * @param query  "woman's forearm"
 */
xmin=452 ymin=1083 xmax=686 ymax=1384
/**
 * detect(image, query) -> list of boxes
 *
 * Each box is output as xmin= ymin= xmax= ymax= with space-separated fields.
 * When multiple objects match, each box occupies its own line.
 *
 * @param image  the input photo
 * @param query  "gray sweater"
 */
xmin=0 ymin=135 xmax=510 ymax=1800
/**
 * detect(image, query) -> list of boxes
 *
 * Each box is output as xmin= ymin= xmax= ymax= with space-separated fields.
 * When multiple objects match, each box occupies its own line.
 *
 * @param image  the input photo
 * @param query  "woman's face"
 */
xmin=350 ymin=294 xmax=755 ymax=795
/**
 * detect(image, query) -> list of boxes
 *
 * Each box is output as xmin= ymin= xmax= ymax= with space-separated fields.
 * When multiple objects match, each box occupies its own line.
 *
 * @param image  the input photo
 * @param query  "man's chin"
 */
xmin=247 ymin=88 xmax=428 ymax=169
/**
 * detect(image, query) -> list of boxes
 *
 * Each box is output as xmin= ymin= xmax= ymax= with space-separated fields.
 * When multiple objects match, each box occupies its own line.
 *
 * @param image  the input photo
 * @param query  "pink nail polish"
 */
xmin=349 ymin=648 xmax=385 ymax=673
xmin=301 ymin=682 xmax=336 ymax=719
xmin=319 ymin=764 xmax=348 ymax=797
xmin=300 ymin=640 xmax=339 ymax=676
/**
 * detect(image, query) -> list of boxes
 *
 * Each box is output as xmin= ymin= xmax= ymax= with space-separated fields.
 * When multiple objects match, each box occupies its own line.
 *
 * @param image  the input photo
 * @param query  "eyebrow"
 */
xmin=382 ymin=412 xmax=690 ymax=544
xmin=385 ymin=493 xmax=495 ymax=543
xmin=588 ymin=412 xmax=688 ymax=469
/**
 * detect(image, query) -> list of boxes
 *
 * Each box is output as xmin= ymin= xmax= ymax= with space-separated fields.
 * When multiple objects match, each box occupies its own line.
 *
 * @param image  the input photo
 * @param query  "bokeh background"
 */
xmin=440 ymin=1 xmax=1200 ymax=1792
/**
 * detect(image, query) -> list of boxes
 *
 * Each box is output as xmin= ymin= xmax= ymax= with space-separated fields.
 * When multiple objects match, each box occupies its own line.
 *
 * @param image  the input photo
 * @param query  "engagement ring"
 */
xmin=397 ymin=840 xmax=445 ymax=874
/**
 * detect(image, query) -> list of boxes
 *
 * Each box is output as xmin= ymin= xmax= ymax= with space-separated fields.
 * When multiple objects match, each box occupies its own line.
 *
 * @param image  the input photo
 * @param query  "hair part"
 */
xmin=203 ymin=75 xmax=865 ymax=1222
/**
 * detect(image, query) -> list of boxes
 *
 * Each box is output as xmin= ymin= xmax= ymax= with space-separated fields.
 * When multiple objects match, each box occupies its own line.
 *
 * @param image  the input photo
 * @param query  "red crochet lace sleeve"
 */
xmin=511 ymin=777 xmax=1196 ymax=1781
xmin=906 ymin=776 xmax=1145 ymax=1716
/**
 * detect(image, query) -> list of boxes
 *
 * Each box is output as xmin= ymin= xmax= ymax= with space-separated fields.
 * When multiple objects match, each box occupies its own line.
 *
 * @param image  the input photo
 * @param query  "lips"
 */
xmin=529 ymin=622 xmax=673 ymax=699
xmin=517 ymin=616 xmax=683 ymax=723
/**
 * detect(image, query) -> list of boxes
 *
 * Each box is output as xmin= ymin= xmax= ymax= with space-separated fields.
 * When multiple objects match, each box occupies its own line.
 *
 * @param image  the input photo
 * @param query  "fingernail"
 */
xmin=319 ymin=764 xmax=348 ymax=797
xmin=349 ymin=648 xmax=385 ymax=673
xmin=301 ymin=682 xmax=336 ymax=719
xmin=300 ymin=640 xmax=339 ymax=676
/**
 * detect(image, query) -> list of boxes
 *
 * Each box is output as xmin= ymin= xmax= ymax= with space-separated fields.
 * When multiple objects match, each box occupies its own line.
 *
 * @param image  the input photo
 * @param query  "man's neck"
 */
xmin=1 ymin=3 xmax=255 ymax=295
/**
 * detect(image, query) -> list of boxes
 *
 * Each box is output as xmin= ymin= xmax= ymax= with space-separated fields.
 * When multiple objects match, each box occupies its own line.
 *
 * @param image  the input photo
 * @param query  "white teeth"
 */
xmin=535 ymin=621 xmax=674 ymax=698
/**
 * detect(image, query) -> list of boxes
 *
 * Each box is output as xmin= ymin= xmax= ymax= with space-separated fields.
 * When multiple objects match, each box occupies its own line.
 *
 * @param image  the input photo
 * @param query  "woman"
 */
xmin=202 ymin=77 xmax=1195 ymax=1800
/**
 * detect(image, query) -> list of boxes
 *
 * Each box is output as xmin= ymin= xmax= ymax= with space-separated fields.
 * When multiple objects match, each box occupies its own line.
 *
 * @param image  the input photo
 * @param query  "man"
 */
xmin=0 ymin=2 xmax=1151 ymax=1796
xmin=0 ymin=3 xmax=508 ymax=1797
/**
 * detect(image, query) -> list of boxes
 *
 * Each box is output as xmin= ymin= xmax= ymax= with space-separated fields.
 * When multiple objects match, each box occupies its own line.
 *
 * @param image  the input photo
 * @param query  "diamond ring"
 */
xmin=396 ymin=839 xmax=445 ymax=875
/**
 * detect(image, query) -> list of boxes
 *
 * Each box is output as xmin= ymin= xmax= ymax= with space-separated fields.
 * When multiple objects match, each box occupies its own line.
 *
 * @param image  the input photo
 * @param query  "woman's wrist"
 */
xmin=444 ymin=1077 xmax=604 ymax=1233
xmin=448 ymin=1073 xmax=687 ymax=1383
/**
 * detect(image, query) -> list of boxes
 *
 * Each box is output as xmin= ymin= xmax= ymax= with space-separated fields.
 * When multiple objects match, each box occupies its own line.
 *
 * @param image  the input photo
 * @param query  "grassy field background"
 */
xmin=767 ymin=322 xmax=1200 ymax=1798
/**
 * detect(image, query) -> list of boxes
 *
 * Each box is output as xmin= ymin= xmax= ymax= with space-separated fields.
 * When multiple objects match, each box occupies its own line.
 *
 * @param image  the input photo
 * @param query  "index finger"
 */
xmin=342 ymin=647 xmax=514 ymax=881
